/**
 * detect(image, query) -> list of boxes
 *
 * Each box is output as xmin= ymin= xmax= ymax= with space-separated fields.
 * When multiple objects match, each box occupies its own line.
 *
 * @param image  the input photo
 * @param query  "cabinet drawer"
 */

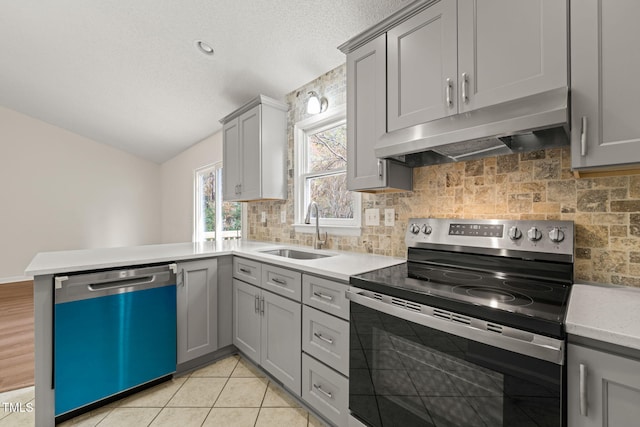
xmin=233 ymin=258 xmax=261 ymax=286
xmin=303 ymin=306 xmax=349 ymax=376
xmin=303 ymin=275 xmax=349 ymax=320
xmin=302 ymin=353 xmax=349 ymax=427
xmin=262 ymin=264 xmax=302 ymax=301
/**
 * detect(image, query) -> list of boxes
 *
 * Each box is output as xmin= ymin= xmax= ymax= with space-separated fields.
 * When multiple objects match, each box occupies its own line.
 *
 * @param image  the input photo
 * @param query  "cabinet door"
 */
xmin=568 ymin=343 xmax=640 ymax=426
xmin=238 ymin=105 xmax=262 ymax=200
xmin=261 ymin=290 xmax=302 ymax=395
xmin=176 ymin=259 xmax=218 ymax=364
xmin=222 ymin=118 xmax=241 ymax=201
xmin=571 ymin=0 xmax=640 ymax=170
xmin=346 ymin=34 xmax=388 ymax=191
xmin=458 ymin=0 xmax=567 ymax=113
xmin=232 ymin=279 xmax=261 ymax=364
xmin=387 ymin=0 xmax=457 ymax=132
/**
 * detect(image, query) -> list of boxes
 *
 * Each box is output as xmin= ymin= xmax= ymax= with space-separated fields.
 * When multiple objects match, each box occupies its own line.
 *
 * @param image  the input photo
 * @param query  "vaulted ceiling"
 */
xmin=0 ymin=1 xmax=408 ymax=163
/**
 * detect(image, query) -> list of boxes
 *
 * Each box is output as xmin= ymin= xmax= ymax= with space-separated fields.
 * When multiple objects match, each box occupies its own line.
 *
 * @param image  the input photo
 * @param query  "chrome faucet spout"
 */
xmin=304 ymin=201 xmax=327 ymax=249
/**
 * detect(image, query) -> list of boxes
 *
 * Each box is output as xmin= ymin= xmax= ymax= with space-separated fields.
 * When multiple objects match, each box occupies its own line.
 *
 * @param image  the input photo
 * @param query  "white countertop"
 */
xmin=566 ymin=283 xmax=640 ymax=351
xmin=25 ymin=240 xmax=405 ymax=282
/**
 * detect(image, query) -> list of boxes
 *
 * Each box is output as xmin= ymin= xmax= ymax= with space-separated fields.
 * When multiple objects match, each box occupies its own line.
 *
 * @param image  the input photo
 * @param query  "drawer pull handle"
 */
xmin=239 ymin=267 xmax=251 ymax=274
xmin=272 ymin=277 xmax=287 ymax=285
xmin=313 ymin=383 xmax=333 ymax=399
xmin=313 ymin=291 xmax=334 ymax=301
xmin=314 ymin=332 xmax=334 ymax=345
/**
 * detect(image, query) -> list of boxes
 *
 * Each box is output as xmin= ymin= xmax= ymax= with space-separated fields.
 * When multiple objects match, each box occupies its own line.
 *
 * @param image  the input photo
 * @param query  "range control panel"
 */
xmin=406 ymin=218 xmax=574 ymax=256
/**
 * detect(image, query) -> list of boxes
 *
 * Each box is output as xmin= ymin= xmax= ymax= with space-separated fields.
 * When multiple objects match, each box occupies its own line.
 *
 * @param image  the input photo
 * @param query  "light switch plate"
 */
xmin=384 ymin=209 xmax=395 ymax=226
xmin=365 ymin=208 xmax=380 ymax=226
xmin=261 ymin=212 xmax=267 ymax=223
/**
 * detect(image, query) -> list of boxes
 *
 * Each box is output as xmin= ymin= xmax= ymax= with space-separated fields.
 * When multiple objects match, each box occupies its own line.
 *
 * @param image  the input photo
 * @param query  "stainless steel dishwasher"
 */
xmin=53 ymin=263 xmax=177 ymax=418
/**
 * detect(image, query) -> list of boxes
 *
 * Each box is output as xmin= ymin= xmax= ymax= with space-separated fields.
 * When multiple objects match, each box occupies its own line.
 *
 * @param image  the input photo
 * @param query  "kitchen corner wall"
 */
xmin=247 ymin=64 xmax=640 ymax=288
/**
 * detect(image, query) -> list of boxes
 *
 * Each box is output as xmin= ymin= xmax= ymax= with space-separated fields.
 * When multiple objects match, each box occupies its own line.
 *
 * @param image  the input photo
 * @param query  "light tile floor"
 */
xmin=0 ymin=355 xmax=327 ymax=427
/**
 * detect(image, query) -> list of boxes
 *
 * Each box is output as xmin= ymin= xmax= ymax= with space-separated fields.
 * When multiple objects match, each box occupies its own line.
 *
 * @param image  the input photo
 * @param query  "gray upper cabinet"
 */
xmin=346 ymin=34 xmax=412 ymax=192
xmin=221 ymin=95 xmax=288 ymax=202
xmin=571 ymin=0 xmax=640 ymax=171
xmin=457 ymin=0 xmax=567 ymax=113
xmin=340 ymin=0 xmax=568 ymax=169
xmin=176 ymin=259 xmax=218 ymax=364
xmin=387 ymin=0 xmax=458 ymax=131
xmin=568 ymin=342 xmax=640 ymax=426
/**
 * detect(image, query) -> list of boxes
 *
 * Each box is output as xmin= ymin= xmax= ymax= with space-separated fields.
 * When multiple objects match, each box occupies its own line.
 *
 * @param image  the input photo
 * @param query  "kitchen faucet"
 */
xmin=304 ymin=201 xmax=328 ymax=250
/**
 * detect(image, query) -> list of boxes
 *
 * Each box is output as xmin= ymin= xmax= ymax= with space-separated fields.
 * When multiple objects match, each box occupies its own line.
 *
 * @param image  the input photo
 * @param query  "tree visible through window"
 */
xmin=296 ymin=108 xmax=360 ymax=229
xmin=195 ymin=164 xmax=242 ymax=241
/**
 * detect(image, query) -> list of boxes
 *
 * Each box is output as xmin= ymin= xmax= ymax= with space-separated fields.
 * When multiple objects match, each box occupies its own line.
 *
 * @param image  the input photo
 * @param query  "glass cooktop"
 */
xmin=350 ymin=261 xmax=571 ymax=339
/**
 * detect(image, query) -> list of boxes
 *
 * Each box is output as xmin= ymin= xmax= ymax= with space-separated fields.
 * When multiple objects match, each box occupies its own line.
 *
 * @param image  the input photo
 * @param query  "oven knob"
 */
xmin=410 ymin=223 xmax=420 ymax=234
xmin=421 ymin=224 xmax=433 ymax=235
xmin=527 ymin=227 xmax=542 ymax=242
xmin=549 ymin=227 xmax=565 ymax=243
xmin=508 ymin=226 xmax=522 ymax=241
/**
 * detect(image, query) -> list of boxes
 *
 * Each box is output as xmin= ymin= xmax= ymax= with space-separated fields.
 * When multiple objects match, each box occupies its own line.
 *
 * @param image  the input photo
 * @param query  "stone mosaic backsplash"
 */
xmin=247 ymin=65 xmax=640 ymax=287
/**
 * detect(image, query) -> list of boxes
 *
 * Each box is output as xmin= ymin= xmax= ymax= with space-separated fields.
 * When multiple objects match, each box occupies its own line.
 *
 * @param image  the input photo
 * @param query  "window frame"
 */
xmin=193 ymin=162 xmax=245 ymax=242
xmin=293 ymin=105 xmax=361 ymax=236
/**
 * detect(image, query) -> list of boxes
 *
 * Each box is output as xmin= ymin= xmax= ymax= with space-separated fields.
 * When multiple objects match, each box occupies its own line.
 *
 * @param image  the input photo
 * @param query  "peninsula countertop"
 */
xmin=25 ymin=240 xmax=405 ymax=282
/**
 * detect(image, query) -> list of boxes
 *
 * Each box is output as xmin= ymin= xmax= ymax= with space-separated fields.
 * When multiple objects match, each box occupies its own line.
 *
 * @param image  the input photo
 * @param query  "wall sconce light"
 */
xmin=306 ymin=91 xmax=328 ymax=114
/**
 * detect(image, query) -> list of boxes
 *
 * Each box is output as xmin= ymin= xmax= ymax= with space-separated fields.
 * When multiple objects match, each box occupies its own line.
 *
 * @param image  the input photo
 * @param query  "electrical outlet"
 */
xmin=365 ymin=208 xmax=380 ymax=226
xmin=280 ymin=209 xmax=286 ymax=223
xmin=261 ymin=212 xmax=267 ymax=223
xmin=384 ymin=209 xmax=395 ymax=226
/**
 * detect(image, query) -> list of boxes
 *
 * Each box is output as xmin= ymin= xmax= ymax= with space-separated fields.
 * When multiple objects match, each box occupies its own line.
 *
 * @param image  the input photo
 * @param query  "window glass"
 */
xmin=195 ymin=164 xmax=242 ymax=241
xmin=295 ymin=109 xmax=360 ymax=229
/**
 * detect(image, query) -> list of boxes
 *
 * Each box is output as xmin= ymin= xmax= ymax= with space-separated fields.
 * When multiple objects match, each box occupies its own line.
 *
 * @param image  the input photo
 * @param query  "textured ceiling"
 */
xmin=0 ymin=0 xmax=408 ymax=163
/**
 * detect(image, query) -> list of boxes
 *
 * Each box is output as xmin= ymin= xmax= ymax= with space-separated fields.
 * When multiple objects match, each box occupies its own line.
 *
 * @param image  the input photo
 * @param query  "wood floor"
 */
xmin=0 ymin=280 xmax=34 ymax=392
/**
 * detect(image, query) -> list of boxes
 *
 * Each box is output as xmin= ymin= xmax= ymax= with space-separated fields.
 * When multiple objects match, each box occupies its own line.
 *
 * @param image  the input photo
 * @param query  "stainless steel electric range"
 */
xmin=347 ymin=218 xmax=574 ymax=427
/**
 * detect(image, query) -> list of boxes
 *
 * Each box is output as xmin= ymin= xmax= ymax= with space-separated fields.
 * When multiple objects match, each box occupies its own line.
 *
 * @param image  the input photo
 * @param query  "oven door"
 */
xmin=347 ymin=288 xmax=565 ymax=427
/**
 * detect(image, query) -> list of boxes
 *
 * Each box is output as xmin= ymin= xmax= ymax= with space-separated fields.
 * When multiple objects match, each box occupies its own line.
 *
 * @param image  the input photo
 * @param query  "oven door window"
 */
xmin=350 ymin=303 xmax=563 ymax=427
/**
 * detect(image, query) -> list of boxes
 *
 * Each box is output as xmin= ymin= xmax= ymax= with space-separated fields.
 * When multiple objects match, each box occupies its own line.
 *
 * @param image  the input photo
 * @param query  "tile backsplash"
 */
xmin=248 ymin=64 xmax=640 ymax=287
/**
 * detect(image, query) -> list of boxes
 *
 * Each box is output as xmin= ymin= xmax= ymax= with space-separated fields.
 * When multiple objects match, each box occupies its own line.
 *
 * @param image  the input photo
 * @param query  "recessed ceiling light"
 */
xmin=195 ymin=40 xmax=215 ymax=56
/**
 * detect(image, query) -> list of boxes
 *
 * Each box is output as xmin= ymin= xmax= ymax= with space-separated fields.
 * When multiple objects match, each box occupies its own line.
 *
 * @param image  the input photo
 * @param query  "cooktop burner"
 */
xmin=349 ymin=218 xmax=575 ymax=339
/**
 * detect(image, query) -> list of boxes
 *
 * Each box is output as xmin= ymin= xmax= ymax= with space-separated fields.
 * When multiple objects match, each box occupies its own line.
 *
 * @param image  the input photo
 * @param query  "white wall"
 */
xmin=160 ymin=131 xmax=223 ymax=244
xmin=0 ymin=106 xmax=162 ymax=281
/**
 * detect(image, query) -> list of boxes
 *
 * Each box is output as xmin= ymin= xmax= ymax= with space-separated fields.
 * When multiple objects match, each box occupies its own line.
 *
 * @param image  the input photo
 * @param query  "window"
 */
xmin=295 ymin=106 xmax=361 ymax=234
xmin=194 ymin=163 xmax=242 ymax=242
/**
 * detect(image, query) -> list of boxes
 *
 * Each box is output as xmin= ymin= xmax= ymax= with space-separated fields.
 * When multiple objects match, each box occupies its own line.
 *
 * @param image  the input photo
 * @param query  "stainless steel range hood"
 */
xmin=375 ymin=87 xmax=570 ymax=167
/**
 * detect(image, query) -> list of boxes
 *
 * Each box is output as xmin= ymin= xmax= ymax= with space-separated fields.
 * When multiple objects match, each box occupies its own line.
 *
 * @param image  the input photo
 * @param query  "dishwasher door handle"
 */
xmin=88 ymin=276 xmax=155 ymax=291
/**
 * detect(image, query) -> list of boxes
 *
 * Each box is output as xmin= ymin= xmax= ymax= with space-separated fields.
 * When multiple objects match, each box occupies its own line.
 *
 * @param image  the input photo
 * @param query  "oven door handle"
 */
xmin=346 ymin=287 xmax=565 ymax=365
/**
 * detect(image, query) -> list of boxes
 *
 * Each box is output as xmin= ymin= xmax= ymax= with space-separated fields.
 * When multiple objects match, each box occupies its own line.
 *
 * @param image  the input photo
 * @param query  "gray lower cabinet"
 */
xmin=301 ymin=274 xmax=349 ymax=427
xmin=302 ymin=353 xmax=349 ymax=427
xmin=568 ymin=342 xmax=640 ymax=426
xmin=232 ymin=270 xmax=302 ymax=395
xmin=261 ymin=289 xmax=302 ymax=395
xmin=232 ymin=279 xmax=261 ymax=363
xmin=176 ymin=258 xmax=218 ymax=364
xmin=571 ymin=0 xmax=640 ymax=171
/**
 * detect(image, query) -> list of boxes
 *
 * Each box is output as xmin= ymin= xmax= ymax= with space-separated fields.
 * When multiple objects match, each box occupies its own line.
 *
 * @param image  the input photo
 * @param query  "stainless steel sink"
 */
xmin=259 ymin=248 xmax=334 ymax=260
